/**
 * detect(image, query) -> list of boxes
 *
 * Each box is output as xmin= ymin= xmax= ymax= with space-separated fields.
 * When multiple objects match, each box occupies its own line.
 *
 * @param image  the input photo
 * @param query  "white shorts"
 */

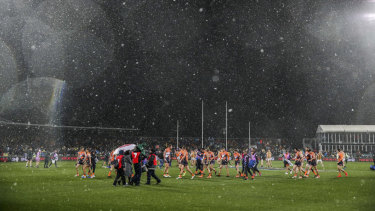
xmin=317 ymin=159 xmax=322 ymax=163
xmin=266 ymin=158 xmax=271 ymax=161
xmin=191 ymin=158 xmax=196 ymax=161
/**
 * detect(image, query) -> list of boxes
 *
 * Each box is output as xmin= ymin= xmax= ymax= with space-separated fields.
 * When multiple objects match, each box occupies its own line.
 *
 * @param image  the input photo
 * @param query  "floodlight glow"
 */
xmin=363 ymin=13 xmax=375 ymax=21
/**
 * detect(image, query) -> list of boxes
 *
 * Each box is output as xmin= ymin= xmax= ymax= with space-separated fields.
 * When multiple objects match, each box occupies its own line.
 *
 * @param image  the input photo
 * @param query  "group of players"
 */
xmin=162 ymin=146 xmax=266 ymax=180
xmin=73 ymin=145 xmax=349 ymax=184
xmin=283 ymin=147 xmax=348 ymax=179
xmin=162 ymin=146 xmax=349 ymax=180
xmin=24 ymin=148 xmax=59 ymax=168
xmin=75 ymin=148 xmax=98 ymax=178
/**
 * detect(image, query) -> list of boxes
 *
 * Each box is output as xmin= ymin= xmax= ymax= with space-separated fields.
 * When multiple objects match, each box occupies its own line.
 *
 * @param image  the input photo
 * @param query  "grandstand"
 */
xmin=314 ymin=125 xmax=375 ymax=153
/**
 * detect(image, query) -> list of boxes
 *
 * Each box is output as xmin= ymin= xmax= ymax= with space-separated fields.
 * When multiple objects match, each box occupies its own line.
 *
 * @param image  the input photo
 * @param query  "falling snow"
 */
xmin=0 ymin=0 xmax=374 ymax=141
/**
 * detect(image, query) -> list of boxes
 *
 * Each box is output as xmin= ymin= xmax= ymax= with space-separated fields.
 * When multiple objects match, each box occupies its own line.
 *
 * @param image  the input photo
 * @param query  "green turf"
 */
xmin=0 ymin=161 xmax=374 ymax=211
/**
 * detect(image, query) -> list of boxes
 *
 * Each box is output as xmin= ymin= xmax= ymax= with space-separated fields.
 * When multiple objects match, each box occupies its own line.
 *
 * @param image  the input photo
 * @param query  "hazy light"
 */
xmin=363 ymin=13 xmax=375 ymax=21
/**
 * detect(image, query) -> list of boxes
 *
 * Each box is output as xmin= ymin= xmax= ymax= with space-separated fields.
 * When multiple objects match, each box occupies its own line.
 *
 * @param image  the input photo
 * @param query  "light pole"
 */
xmin=248 ymin=121 xmax=251 ymax=148
xmin=177 ymin=120 xmax=179 ymax=149
xmin=226 ymin=101 xmax=228 ymax=151
xmin=201 ymin=100 xmax=204 ymax=148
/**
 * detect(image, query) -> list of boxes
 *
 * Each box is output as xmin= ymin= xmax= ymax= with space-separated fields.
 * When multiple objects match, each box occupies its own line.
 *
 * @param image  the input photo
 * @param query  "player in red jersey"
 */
xmin=292 ymin=148 xmax=303 ymax=179
xmin=107 ymin=150 xmax=115 ymax=177
xmin=336 ymin=149 xmax=348 ymax=178
xmin=233 ymin=150 xmax=242 ymax=177
xmin=217 ymin=148 xmax=230 ymax=177
xmin=207 ymin=149 xmax=217 ymax=178
xmin=176 ymin=147 xmax=195 ymax=179
xmin=304 ymin=149 xmax=320 ymax=178
xmin=75 ymin=148 xmax=85 ymax=177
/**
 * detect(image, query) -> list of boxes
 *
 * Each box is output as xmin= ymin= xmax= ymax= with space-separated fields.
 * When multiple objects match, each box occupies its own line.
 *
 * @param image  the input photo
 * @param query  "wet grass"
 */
xmin=0 ymin=161 xmax=374 ymax=210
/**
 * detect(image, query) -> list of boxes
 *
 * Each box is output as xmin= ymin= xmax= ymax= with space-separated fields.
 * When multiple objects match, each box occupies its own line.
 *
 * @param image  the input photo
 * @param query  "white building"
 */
xmin=316 ymin=125 xmax=375 ymax=153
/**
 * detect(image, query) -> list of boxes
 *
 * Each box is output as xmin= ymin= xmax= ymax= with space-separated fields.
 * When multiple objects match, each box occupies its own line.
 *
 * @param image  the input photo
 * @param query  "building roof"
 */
xmin=316 ymin=125 xmax=375 ymax=133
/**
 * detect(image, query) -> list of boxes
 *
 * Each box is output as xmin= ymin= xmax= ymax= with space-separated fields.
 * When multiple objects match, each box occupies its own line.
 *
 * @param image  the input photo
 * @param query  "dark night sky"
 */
xmin=1 ymin=0 xmax=375 ymax=141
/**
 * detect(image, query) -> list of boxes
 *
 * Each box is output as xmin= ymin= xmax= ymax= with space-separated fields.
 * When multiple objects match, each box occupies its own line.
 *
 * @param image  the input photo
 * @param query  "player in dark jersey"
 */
xmin=195 ymin=149 xmax=204 ymax=176
xmin=146 ymin=149 xmax=161 ymax=184
xmin=250 ymin=148 xmax=261 ymax=176
xmin=241 ymin=149 xmax=247 ymax=177
xmin=44 ymin=150 xmax=50 ymax=168
xmin=26 ymin=148 xmax=33 ymax=168
xmin=260 ymin=149 xmax=266 ymax=168
xmin=103 ymin=151 xmax=109 ymax=168
xmin=199 ymin=149 xmax=210 ymax=178
xmin=243 ymin=149 xmax=254 ymax=180
xmin=90 ymin=150 xmax=97 ymax=178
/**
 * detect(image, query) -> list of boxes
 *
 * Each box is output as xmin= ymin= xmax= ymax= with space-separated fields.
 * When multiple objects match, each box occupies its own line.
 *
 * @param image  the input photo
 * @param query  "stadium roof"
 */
xmin=316 ymin=125 xmax=375 ymax=133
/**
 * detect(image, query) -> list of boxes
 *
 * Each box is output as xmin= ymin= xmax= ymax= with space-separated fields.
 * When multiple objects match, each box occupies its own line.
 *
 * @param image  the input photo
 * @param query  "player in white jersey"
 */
xmin=316 ymin=151 xmax=324 ymax=170
xmin=35 ymin=149 xmax=41 ymax=168
xmin=266 ymin=150 xmax=272 ymax=168
xmin=163 ymin=145 xmax=172 ymax=177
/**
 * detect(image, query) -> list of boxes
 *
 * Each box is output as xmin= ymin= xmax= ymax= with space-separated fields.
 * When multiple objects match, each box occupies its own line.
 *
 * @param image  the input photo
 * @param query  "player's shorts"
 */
xmin=266 ymin=158 xmax=271 ymax=161
xmin=36 ymin=157 xmax=40 ymax=162
xmin=221 ymin=160 xmax=228 ymax=165
xmin=27 ymin=157 xmax=32 ymax=161
xmin=78 ymin=159 xmax=84 ymax=165
xmin=210 ymin=160 xmax=215 ymax=165
xmin=203 ymin=160 xmax=209 ymax=165
xmin=311 ymin=160 xmax=317 ymax=166
xmin=191 ymin=157 xmax=196 ymax=161
xmin=235 ymin=160 xmax=240 ymax=166
xmin=110 ymin=160 xmax=116 ymax=165
xmin=165 ymin=157 xmax=170 ymax=163
xmin=284 ymin=160 xmax=289 ymax=167
xmin=337 ymin=161 xmax=343 ymax=166
xmin=295 ymin=161 xmax=301 ymax=167
xmin=317 ymin=159 xmax=322 ymax=163
xmin=104 ymin=158 xmax=109 ymax=162
xmin=181 ymin=160 xmax=188 ymax=166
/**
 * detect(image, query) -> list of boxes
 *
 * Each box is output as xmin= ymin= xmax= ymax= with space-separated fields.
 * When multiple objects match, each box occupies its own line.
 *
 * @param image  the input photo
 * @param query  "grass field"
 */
xmin=0 ymin=161 xmax=374 ymax=211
